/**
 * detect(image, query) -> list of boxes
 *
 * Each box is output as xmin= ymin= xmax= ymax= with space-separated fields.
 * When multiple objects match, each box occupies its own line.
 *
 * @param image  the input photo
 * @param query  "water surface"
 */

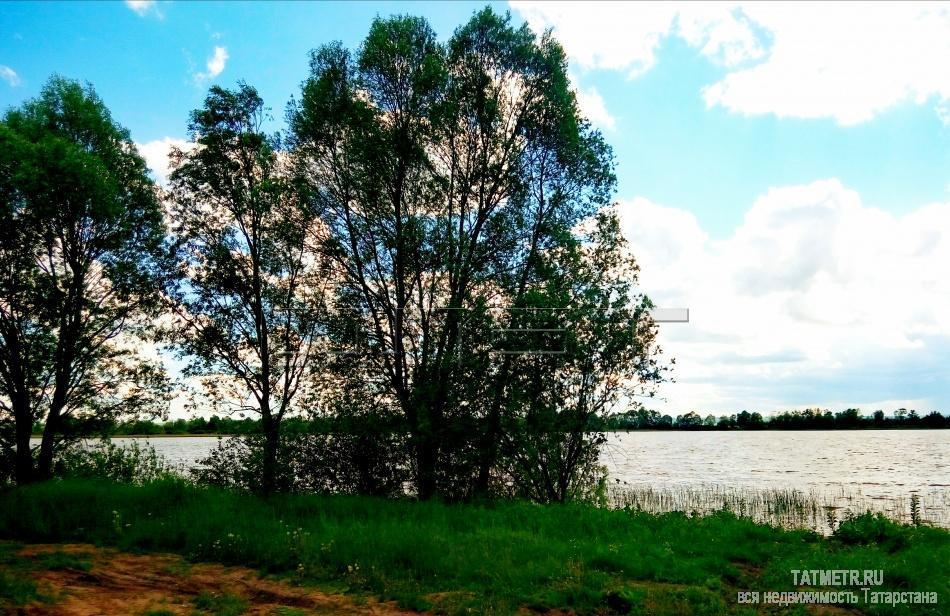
xmin=51 ymin=430 xmax=950 ymax=527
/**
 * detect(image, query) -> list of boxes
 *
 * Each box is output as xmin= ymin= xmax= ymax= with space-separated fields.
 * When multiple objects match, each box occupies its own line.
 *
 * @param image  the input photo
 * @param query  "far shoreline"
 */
xmin=29 ymin=433 xmax=232 ymax=438
xmin=30 ymin=426 xmax=949 ymax=439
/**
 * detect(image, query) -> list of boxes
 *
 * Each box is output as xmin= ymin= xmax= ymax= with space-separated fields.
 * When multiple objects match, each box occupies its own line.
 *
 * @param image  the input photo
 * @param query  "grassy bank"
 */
xmin=1 ymin=480 xmax=947 ymax=615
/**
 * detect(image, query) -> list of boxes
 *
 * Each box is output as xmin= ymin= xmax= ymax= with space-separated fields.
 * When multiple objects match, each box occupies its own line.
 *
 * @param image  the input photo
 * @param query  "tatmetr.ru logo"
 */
xmin=792 ymin=569 xmax=884 ymax=586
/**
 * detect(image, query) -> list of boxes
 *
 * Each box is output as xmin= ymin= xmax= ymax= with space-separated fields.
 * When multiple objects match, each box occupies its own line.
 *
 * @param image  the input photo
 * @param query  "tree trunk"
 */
xmin=36 ymin=423 xmax=56 ymax=480
xmin=37 ymin=349 xmax=73 ymax=480
xmin=475 ymin=353 xmax=514 ymax=494
xmin=416 ymin=432 xmax=437 ymax=500
xmin=13 ymin=398 xmax=34 ymax=484
xmin=409 ymin=391 xmax=439 ymax=501
xmin=260 ymin=407 xmax=278 ymax=496
xmin=36 ymin=401 xmax=62 ymax=480
xmin=475 ymin=207 xmax=546 ymax=496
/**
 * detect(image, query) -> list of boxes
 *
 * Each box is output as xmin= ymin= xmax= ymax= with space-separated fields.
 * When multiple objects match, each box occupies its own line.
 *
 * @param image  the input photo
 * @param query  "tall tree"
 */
xmin=290 ymin=8 xmax=659 ymax=499
xmin=0 ymin=76 xmax=169 ymax=483
xmin=502 ymin=210 xmax=663 ymax=502
xmin=167 ymin=84 xmax=327 ymax=496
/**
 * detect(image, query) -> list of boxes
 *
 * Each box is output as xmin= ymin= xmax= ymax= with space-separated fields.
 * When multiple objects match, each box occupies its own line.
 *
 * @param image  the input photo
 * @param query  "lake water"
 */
xmin=65 ymin=430 xmax=950 ymax=529
xmin=601 ymin=430 xmax=950 ymax=529
xmin=602 ymin=430 xmax=948 ymax=497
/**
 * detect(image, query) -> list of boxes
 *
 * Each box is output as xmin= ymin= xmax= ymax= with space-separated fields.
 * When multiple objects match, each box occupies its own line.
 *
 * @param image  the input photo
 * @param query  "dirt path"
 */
xmin=4 ymin=543 xmax=411 ymax=615
xmin=1 ymin=543 xmax=869 ymax=616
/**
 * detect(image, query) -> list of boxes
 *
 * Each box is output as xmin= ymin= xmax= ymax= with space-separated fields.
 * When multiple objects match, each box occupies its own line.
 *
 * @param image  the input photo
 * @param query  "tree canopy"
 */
xmin=0 ymin=76 xmax=168 ymax=483
xmin=288 ymin=8 xmax=662 ymax=500
xmin=1 ymin=9 xmax=665 ymax=500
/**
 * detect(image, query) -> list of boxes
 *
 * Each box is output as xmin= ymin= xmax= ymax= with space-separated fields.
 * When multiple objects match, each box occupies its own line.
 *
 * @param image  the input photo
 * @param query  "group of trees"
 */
xmin=601 ymin=407 xmax=949 ymax=430
xmin=94 ymin=415 xmax=264 ymax=436
xmin=38 ymin=405 xmax=945 ymax=437
xmin=602 ymin=409 xmax=766 ymax=430
xmin=0 ymin=9 xmax=664 ymax=501
xmin=0 ymin=76 xmax=171 ymax=486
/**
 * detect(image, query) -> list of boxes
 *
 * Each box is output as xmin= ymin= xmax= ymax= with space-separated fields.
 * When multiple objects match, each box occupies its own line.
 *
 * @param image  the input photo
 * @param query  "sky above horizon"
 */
xmin=1 ymin=1 xmax=948 ymax=415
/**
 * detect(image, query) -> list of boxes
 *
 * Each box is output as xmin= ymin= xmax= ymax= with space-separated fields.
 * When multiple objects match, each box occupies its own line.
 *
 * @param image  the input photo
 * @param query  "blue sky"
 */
xmin=2 ymin=1 xmax=949 ymax=414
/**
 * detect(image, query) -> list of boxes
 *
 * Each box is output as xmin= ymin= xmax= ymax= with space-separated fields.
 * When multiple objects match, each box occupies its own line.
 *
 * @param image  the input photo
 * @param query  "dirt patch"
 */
xmin=4 ymin=543 xmax=411 ymax=615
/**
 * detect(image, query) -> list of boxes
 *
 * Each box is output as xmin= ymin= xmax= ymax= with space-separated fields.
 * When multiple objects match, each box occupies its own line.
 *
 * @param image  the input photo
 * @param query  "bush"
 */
xmin=0 ymin=450 xmax=13 ymax=488
xmin=502 ymin=423 xmax=609 ymax=504
xmin=52 ymin=439 xmax=175 ymax=484
xmin=189 ymin=435 xmax=270 ymax=492
xmin=833 ymin=512 xmax=909 ymax=549
xmin=191 ymin=426 xmax=409 ymax=497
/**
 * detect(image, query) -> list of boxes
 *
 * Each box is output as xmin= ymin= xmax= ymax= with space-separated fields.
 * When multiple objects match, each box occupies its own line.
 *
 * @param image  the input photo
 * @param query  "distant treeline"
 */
xmin=32 ymin=407 xmax=948 ymax=437
xmin=30 ymin=416 xmax=302 ymax=437
xmin=596 ymin=408 xmax=949 ymax=430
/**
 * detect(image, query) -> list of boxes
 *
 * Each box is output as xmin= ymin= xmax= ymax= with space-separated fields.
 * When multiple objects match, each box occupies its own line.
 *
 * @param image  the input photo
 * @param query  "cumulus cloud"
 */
xmin=569 ymin=76 xmax=615 ymax=130
xmin=0 ymin=65 xmax=21 ymax=87
xmin=511 ymin=1 xmax=950 ymax=125
xmin=136 ymin=137 xmax=193 ymax=186
xmin=125 ymin=0 xmax=160 ymax=17
xmin=702 ymin=4 xmax=950 ymax=125
xmin=514 ymin=1 xmax=676 ymax=77
xmin=194 ymin=46 xmax=228 ymax=84
xmin=620 ymin=180 xmax=950 ymax=413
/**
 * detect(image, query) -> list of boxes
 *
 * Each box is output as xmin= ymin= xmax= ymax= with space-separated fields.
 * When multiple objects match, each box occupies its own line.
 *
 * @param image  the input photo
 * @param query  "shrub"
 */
xmin=191 ymin=428 xmax=409 ymax=497
xmin=52 ymin=439 xmax=175 ymax=484
xmin=833 ymin=512 xmax=909 ymax=549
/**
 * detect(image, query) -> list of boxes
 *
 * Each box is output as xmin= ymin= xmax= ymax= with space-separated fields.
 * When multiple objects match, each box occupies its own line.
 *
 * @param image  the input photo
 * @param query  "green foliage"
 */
xmin=910 ymin=493 xmax=922 ymax=526
xmin=290 ymin=5 xmax=662 ymax=501
xmin=0 ymin=543 xmax=43 ymax=607
xmin=166 ymin=83 xmax=326 ymax=496
xmin=0 ymin=75 xmax=169 ymax=483
xmin=833 ymin=512 xmax=915 ymax=549
xmin=762 ymin=518 xmax=949 ymax=615
xmin=3 ymin=7 xmax=665 ymax=503
xmin=191 ymin=417 xmax=408 ymax=497
xmin=52 ymin=439 xmax=174 ymax=484
xmin=0 ymin=543 xmax=91 ymax=607
xmin=192 ymin=591 xmax=248 ymax=616
xmin=56 ymin=406 xmax=948 ymax=438
xmin=603 ymin=407 xmax=949 ymax=430
xmin=1 ymin=480 xmax=946 ymax=615
xmin=0 ymin=570 xmax=39 ymax=607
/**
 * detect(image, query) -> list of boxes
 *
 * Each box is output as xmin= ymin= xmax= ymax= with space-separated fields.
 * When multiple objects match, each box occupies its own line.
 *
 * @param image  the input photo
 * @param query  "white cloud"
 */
xmin=0 ymin=65 xmax=21 ymax=87
xmin=511 ymin=1 xmax=950 ymax=125
xmin=136 ymin=137 xmax=193 ymax=186
xmin=513 ymin=1 xmax=679 ymax=77
xmin=620 ymin=180 xmax=950 ymax=413
xmin=194 ymin=46 xmax=229 ymax=84
xmin=569 ymin=76 xmax=615 ymax=130
xmin=125 ymin=0 xmax=160 ymax=17
xmin=675 ymin=3 xmax=765 ymax=68
xmin=205 ymin=46 xmax=228 ymax=78
xmin=702 ymin=4 xmax=950 ymax=125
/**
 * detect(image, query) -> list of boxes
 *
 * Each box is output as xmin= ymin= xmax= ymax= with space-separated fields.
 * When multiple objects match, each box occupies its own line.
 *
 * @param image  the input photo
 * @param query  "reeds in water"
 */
xmin=607 ymin=483 xmax=950 ymax=534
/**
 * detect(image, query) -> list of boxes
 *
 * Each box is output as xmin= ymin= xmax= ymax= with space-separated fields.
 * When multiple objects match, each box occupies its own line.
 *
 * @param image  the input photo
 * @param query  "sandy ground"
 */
xmin=4 ymin=543 xmax=410 ymax=615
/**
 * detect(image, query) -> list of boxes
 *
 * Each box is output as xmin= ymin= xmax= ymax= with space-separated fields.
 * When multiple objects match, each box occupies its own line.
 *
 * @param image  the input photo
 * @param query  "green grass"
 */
xmin=0 ymin=569 xmax=40 ymax=606
xmin=30 ymin=549 xmax=92 ymax=571
xmin=0 ymin=542 xmax=83 ymax=607
xmin=0 ymin=479 xmax=947 ymax=615
xmin=0 ymin=542 xmax=38 ymax=607
xmin=193 ymin=591 xmax=249 ymax=615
